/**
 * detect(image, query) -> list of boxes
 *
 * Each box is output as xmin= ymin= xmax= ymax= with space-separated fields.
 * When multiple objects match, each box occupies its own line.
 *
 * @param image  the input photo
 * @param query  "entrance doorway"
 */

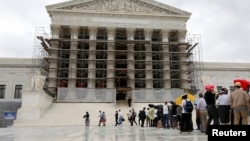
xmin=116 ymin=91 xmax=127 ymax=100
xmin=115 ymin=77 xmax=129 ymax=100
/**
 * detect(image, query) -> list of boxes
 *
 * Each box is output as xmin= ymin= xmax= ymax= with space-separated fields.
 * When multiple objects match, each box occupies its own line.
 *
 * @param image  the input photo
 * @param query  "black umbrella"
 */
xmin=155 ymin=104 xmax=163 ymax=110
xmin=148 ymin=104 xmax=155 ymax=108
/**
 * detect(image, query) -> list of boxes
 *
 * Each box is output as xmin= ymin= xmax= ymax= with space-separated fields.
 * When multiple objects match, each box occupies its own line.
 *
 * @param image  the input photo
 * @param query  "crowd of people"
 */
xmin=195 ymin=82 xmax=250 ymax=134
xmin=82 ymin=82 xmax=250 ymax=135
xmin=82 ymin=101 xmax=183 ymax=130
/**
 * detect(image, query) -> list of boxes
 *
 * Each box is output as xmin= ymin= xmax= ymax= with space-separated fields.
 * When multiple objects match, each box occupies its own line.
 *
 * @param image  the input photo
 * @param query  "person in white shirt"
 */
xmin=216 ymin=88 xmax=230 ymax=125
xmin=162 ymin=101 xmax=170 ymax=129
xmin=118 ymin=109 xmax=124 ymax=125
xmin=154 ymin=108 xmax=158 ymax=127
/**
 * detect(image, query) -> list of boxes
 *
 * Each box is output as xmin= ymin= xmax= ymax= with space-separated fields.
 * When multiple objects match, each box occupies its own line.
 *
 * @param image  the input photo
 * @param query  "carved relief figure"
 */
xmin=29 ymin=71 xmax=46 ymax=90
xmin=58 ymin=0 xmax=176 ymax=15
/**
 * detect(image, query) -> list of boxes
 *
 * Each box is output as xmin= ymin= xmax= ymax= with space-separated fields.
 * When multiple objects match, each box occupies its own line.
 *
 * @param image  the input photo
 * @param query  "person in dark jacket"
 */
xmin=140 ymin=107 xmax=146 ymax=127
xmin=204 ymin=84 xmax=219 ymax=134
xmin=170 ymin=101 xmax=178 ymax=128
xmin=115 ymin=111 xmax=118 ymax=126
xmin=204 ymin=84 xmax=220 ymax=126
xmin=83 ymin=112 xmax=90 ymax=126
xmin=128 ymin=96 xmax=132 ymax=107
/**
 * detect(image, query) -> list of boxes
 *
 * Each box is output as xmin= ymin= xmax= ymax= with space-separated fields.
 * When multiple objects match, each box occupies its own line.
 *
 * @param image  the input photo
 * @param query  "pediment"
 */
xmin=47 ymin=0 xmax=191 ymax=17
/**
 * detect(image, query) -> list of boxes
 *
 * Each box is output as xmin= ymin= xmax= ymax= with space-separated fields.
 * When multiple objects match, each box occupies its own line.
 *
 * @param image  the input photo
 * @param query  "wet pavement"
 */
xmin=0 ymin=125 xmax=207 ymax=141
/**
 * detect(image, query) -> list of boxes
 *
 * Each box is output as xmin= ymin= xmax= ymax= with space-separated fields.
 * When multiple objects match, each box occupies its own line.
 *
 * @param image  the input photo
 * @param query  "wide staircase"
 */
xmin=13 ymin=101 xmax=159 ymax=127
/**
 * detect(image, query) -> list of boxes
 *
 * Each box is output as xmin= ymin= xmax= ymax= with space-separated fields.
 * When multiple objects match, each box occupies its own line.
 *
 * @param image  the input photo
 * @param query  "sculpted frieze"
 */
xmin=59 ymin=0 xmax=180 ymax=15
xmin=51 ymin=12 xmax=186 ymax=30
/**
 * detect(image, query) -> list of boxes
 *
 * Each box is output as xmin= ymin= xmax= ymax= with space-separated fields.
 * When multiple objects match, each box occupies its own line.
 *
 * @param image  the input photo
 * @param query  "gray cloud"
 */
xmin=0 ymin=0 xmax=249 ymax=62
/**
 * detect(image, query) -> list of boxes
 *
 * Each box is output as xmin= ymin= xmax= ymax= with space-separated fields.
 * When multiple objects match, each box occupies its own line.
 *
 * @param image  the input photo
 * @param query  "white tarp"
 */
xmin=57 ymin=88 xmax=184 ymax=103
xmin=132 ymin=89 xmax=184 ymax=103
xmin=57 ymin=88 xmax=116 ymax=103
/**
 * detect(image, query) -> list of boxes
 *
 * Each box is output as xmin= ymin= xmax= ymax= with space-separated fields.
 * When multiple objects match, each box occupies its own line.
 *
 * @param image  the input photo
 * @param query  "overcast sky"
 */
xmin=0 ymin=0 xmax=249 ymax=62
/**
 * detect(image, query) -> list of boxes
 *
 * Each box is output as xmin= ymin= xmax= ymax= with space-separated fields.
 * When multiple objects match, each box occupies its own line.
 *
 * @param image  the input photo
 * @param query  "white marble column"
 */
xmin=107 ymin=27 xmax=116 ymax=88
xmin=179 ymin=30 xmax=189 ymax=90
xmin=127 ymin=28 xmax=135 ymax=88
xmin=51 ymin=24 xmax=60 ymax=39
xmin=162 ymin=29 xmax=171 ymax=89
xmin=144 ymin=29 xmax=152 ymax=88
xmin=87 ymin=27 xmax=97 ymax=88
xmin=48 ymin=25 xmax=60 ymax=94
xmin=68 ymin=26 xmax=79 ymax=88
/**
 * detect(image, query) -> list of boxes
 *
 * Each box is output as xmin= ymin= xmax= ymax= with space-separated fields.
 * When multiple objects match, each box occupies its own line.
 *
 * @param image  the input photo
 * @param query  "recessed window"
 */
xmin=14 ymin=85 xmax=22 ymax=99
xmin=0 ymin=85 xmax=6 ymax=99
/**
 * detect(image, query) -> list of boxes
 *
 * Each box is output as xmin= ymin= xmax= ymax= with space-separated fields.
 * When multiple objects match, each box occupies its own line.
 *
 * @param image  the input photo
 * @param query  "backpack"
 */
xmin=184 ymin=100 xmax=193 ymax=113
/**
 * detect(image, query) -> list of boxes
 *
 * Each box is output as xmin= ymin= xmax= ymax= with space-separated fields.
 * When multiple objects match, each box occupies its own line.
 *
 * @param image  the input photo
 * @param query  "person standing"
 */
xmin=162 ymin=101 xmax=170 ymax=129
xmin=115 ymin=111 xmax=119 ymax=126
xmin=128 ymin=110 xmax=133 ymax=126
xmin=169 ymin=101 xmax=178 ymax=128
xmin=98 ymin=110 xmax=103 ymax=126
xmin=148 ymin=107 xmax=155 ymax=127
xmin=128 ymin=96 xmax=132 ymax=107
xmin=230 ymin=82 xmax=250 ymax=125
xmin=140 ymin=107 xmax=146 ymax=127
xmin=216 ymin=88 xmax=230 ymax=125
xmin=176 ymin=105 xmax=182 ymax=130
xmin=145 ymin=108 xmax=150 ymax=127
xmin=131 ymin=109 xmax=138 ymax=126
xmin=197 ymin=93 xmax=208 ymax=134
xmin=153 ymin=107 xmax=158 ymax=127
xmin=180 ymin=94 xmax=193 ymax=133
xmin=204 ymin=84 xmax=220 ymax=127
xmin=138 ymin=110 xmax=142 ymax=126
xmin=101 ymin=112 xmax=106 ymax=126
xmin=118 ymin=109 xmax=124 ymax=125
xmin=83 ymin=112 xmax=90 ymax=126
xmin=156 ymin=107 xmax=163 ymax=128
xmin=194 ymin=103 xmax=201 ymax=130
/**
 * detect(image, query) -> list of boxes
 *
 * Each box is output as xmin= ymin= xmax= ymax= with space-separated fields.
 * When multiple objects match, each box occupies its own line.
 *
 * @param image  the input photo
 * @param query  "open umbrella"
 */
xmin=148 ymin=104 xmax=155 ymax=108
xmin=175 ymin=94 xmax=196 ymax=106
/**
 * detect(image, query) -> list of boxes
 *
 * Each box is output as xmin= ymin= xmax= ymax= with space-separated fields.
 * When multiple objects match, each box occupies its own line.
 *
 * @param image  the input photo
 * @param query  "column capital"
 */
xmin=88 ymin=26 xmax=98 ymax=40
xmin=161 ymin=29 xmax=170 ymax=42
xmin=50 ymin=24 xmax=61 ymax=39
xmin=126 ymin=28 xmax=135 ymax=40
xmin=144 ymin=29 xmax=153 ymax=41
xmin=70 ymin=26 xmax=79 ymax=39
xmin=178 ymin=30 xmax=187 ymax=42
xmin=161 ymin=29 xmax=170 ymax=37
xmin=178 ymin=30 xmax=187 ymax=36
xmin=107 ymin=27 xmax=116 ymax=40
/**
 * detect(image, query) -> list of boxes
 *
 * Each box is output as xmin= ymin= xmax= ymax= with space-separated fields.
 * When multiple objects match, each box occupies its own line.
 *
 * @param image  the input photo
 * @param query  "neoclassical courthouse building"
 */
xmin=0 ymin=0 xmax=250 ymax=103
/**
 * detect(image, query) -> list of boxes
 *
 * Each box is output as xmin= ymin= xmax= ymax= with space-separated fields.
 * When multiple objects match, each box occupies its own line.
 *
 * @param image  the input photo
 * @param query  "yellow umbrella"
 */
xmin=175 ymin=94 xmax=196 ymax=106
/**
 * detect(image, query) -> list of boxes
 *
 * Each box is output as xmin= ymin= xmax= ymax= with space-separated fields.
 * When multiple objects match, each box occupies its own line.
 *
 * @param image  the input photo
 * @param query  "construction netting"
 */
xmin=57 ymin=88 xmax=184 ymax=103
xmin=132 ymin=89 xmax=184 ymax=103
xmin=57 ymin=88 xmax=116 ymax=103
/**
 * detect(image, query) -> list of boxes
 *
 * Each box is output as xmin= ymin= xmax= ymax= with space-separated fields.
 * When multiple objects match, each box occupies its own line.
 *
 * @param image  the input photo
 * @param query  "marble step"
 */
xmin=13 ymin=102 xmax=158 ymax=127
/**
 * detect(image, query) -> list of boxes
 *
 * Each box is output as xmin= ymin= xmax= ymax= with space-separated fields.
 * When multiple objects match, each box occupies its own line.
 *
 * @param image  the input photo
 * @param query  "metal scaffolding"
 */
xmin=33 ymin=26 xmax=203 ymax=99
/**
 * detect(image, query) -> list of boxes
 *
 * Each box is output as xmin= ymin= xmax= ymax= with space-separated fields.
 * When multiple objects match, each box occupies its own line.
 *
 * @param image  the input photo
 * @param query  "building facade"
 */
xmin=1 ymin=1 xmax=249 ymax=102
xmin=37 ymin=0 xmax=202 ymax=102
xmin=0 ymin=58 xmax=33 ymax=101
xmin=0 ymin=58 xmax=249 ymax=101
xmin=202 ymin=62 xmax=250 ymax=93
